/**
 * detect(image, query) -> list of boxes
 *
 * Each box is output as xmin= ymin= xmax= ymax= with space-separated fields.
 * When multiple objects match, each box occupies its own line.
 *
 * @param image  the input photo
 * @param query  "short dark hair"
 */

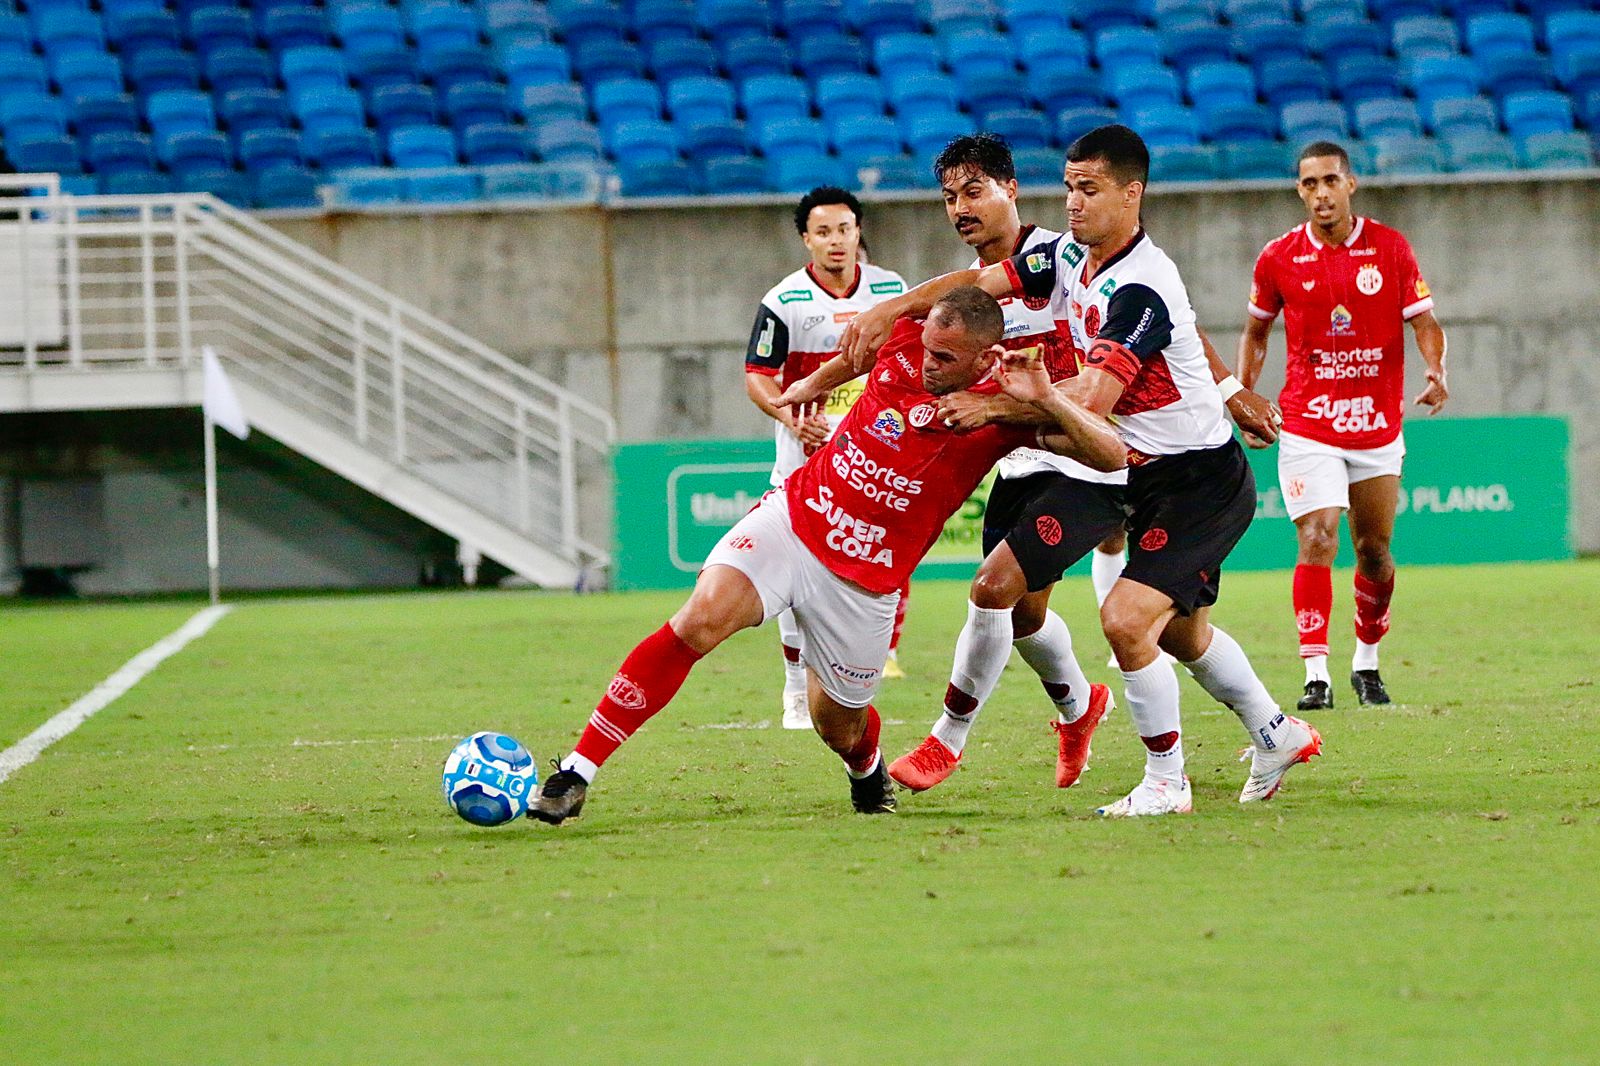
xmin=1298 ymin=140 xmax=1352 ymax=172
xmin=930 ymin=286 xmax=1005 ymax=346
xmin=794 ymin=186 xmax=862 ymax=234
xmin=1066 ymin=124 xmax=1149 ymax=187
xmin=934 ymin=133 xmax=1016 ymax=186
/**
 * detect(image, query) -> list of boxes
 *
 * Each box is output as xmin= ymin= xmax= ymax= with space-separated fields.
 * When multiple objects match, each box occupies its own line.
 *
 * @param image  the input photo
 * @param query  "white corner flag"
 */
xmin=202 ymin=346 xmax=250 ymax=441
xmin=200 ymin=346 xmax=248 ymax=606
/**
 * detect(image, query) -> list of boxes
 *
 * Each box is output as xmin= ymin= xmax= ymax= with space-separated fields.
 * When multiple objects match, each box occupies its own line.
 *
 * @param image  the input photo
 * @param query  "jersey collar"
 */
xmin=1010 ymin=223 xmax=1037 ymax=255
xmin=806 ymin=262 xmax=862 ymax=299
xmin=1083 ymin=227 xmax=1144 ymax=283
xmin=1303 ymin=216 xmax=1366 ymax=250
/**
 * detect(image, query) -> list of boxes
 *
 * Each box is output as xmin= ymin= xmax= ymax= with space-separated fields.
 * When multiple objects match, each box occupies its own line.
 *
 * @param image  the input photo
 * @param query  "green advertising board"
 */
xmin=613 ymin=417 xmax=1571 ymax=591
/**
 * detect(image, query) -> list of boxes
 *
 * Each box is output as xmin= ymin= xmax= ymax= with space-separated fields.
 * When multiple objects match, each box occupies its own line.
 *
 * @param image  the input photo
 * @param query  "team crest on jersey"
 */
xmin=1329 ymin=304 xmax=1354 ymax=335
xmin=727 ymin=534 xmax=757 ymax=553
xmin=1022 ymin=293 xmax=1050 ymax=310
xmin=908 ymin=403 xmax=936 ymax=428
xmin=1083 ymin=305 xmax=1102 ymax=338
xmin=1415 ymin=277 xmax=1430 ymax=299
xmin=868 ymin=407 xmax=906 ymax=448
xmin=1356 ymin=264 xmax=1383 ymax=295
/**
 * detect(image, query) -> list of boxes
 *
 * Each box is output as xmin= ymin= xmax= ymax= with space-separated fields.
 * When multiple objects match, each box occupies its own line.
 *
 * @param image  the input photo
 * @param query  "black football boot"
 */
xmin=1297 ymin=680 xmax=1334 ymax=711
xmin=530 ymin=760 xmax=588 ymax=824
xmin=849 ymin=760 xmax=898 ymax=814
xmin=1350 ymin=670 xmax=1392 ymax=706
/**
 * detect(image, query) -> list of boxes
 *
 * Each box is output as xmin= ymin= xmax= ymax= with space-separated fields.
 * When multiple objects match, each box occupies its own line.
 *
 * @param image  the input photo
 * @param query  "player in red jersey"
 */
xmin=530 ymin=288 xmax=1125 ymax=824
xmin=1237 ymin=141 xmax=1448 ymax=710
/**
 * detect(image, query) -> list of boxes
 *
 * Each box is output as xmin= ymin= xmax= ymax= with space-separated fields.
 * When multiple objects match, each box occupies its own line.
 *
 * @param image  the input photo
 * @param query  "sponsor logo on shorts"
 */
xmin=1356 ymin=264 xmax=1383 ymax=296
xmin=1295 ymin=608 xmax=1325 ymax=634
xmin=1329 ymin=304 xmax=1354 ymax=336
xmin=607 ymin=673 xmax=647 ymax=711
xmin=868 ymin=407 xmax=906 ymax=447
xmin=727 ymin=534 xmax=757 ymax=553
xmin=908 ymin=402 xmax=935 ymax=428
xmin=828 ymin=660 xmax=881 ymax=687
xmin=1036 ymin=515 xmax=1063 ymax=546
xmin=1139 ymin=528 xmax=1169 ymax=551
xmin=1285 ymin=476 xmax=1305 ymax=500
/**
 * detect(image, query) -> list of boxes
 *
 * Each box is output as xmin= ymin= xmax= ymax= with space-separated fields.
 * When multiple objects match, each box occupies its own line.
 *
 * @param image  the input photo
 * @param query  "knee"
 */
xmin=969 ymin=563 xmax=1025 ymax=611
xmin=1351 ymin=532 xmax=1392 ymax=567
xmin=1099 ymin=601 xmax=1148 ymax=654
xmin=1296 ymin=523 xmax=1340 ymax=565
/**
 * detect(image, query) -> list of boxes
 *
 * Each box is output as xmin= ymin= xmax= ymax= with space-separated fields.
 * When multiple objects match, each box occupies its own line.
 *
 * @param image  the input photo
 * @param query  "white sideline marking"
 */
xmin=0 ymin=604 xmax=235 ymax=786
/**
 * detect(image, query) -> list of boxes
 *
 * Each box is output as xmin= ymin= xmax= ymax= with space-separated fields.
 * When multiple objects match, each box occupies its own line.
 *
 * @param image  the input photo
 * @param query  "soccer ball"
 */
xmin=441 ymin=732 xmax=538 ymax=826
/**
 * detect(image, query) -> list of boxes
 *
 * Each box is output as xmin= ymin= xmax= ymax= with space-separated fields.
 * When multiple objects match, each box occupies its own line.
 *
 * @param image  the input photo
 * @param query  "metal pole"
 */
xmin=18 ymin=202 xmax=36 ymax=369
xmin=204 ymin=405 xmax=221 ymax=606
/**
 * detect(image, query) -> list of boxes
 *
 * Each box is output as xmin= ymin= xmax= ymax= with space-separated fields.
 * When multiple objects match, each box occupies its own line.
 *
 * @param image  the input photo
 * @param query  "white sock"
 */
xmin=1183 ymin=626 xmax=1290 ymax=750
xmin=778 ymin=610 xmax=806 ymax=695
xmin=1121 ymin=658 xmax=1184 ymax=784
xmin=559 ymin=751 xmax=599 ymax=783
xmin=929 ymin=602 xmax=1012 ymax=755
xmin=1091 ymin=547 xmax=1125 ymax=607
xmin=1352 ymin=639 xmax=1380 ymax=671
xmin=1012 ymin=610 xmax=1092 ymax=723
xmin=1303 ymin=653 xmax=1331 ymax=685
xmin=845 ymin=750 xmax=881 ymax=779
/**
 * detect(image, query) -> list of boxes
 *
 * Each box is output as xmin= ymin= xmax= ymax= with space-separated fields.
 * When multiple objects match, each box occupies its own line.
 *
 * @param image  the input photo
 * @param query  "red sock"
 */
xmin=1353 ymin=571 xmax=1394 ymax=645
xmin=781 ymin=643 xmax=801 ymax=664
xmin=890 ymin=582 xmax=910 ymax=652
xmin=842 ymin=705 xmax=882 ymax=774
xmin=1292 ymin=564 xmax=1332 ymax=658
xmin=574 ymin=622 xmax=703 ymax=769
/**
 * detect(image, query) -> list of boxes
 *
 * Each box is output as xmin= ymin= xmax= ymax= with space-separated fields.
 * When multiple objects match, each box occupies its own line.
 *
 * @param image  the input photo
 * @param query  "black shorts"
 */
xmin=982 ymin=472 xmax=1128 ymax=593
xmin=1123 ymin=439 xmax=1256 ymax=616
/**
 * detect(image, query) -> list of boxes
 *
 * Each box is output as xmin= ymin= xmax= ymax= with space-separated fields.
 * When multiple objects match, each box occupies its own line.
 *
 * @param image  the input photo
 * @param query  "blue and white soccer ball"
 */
xmin=441 ymin=732 xmax=538 ymax=826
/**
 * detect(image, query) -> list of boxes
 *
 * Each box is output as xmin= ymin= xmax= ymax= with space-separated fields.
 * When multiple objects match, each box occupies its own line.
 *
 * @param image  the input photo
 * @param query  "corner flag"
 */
xmin=202 ymin=346 xmax=250 ymax=440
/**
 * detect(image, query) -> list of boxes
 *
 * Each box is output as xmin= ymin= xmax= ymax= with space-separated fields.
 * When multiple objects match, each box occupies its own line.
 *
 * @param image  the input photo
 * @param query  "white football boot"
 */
xmin=1238 ymin=715 xmax=1323 ymax=803
xmin=1097 ymin=775 xmax=1193 ymax=817
xmin=781 ymin=689 xmax=811 ymax=730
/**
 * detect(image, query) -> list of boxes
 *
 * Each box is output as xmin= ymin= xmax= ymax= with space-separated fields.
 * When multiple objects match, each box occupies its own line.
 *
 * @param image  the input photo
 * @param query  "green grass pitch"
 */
xmin=3 ymin=561 xmax=1598 ymax=1064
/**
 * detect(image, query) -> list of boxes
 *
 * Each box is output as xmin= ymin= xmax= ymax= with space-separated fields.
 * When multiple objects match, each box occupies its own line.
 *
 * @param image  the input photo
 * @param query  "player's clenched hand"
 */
xmin=935 ymin=391 xmax=991 ymax=432
xmin=839 ymin=303 xmax=896 ymax=368
xmin=1414 ymin=369 xmax=1448 ymax=415
xmin=776 ymin=376 xmax=828 ymax=411
xmin=996 ymin=347 xmax=1051 ymax=406
xmin=791 ymin=405 xmax=830 ymax=450
xmin=1226 ymin=388 xmax=1281 ymax=446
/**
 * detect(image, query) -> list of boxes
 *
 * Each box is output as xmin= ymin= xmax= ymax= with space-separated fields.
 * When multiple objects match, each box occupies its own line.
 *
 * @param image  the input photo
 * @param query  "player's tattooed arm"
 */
xmin=997 ymin=349 xmax=1126 ymax=471
xmin=1410 ymin=310 xmax=1448 ymax=415
xmin=839 ymin=264 xmax=1014 ymax=367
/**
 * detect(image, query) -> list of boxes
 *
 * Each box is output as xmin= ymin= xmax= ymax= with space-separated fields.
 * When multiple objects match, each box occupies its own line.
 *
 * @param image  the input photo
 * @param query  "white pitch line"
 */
xmin=0 ymin=604 xmax=235 ymax=786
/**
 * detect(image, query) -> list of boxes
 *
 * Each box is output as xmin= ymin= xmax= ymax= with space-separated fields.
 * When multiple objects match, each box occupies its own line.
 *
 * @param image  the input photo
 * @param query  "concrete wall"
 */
xmin=270 ymin=174 xmax=1600 ymax=552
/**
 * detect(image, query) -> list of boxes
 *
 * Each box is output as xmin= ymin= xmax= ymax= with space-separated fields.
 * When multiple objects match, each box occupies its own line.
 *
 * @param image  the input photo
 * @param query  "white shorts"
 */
xmin=702 ymin=492 xmax=898 ymax=708
xmin=1277 ymin=430 xmax=1406 ymax=521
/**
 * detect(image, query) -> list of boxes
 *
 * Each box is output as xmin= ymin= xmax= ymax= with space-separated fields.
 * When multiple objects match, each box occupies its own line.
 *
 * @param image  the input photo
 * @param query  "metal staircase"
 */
xmin=0 ymin=177 xmax=613 ymax=586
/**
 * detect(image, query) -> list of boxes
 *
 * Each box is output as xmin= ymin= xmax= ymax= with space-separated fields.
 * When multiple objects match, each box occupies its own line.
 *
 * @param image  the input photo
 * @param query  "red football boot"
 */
xmin=1053 ymin=683 xmax=1113 ymax=788
xmin=888 ymin=735 xmax=961 ymax=792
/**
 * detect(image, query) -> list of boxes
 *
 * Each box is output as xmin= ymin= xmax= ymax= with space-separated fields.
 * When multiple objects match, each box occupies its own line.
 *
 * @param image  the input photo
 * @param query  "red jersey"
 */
xmin=1248 ymin=217 xmax=1435 ymax=449
xmin=785 ymin=318 xmax=1033 ymax=594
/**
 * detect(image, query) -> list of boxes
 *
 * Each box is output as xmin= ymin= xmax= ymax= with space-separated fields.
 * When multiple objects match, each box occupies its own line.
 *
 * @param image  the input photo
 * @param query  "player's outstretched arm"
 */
xmin=997 ymin=350 xmax=1126 ymax=472
xmin=775 ymin=353 xmax=864 ymax=413
xmin=1198 ymin=324 xmax=1279 ymax=446
xmin=839 ymin=264 xmax=1017 ymax=368
xmin=748 ymin=371 xmax=828 ymax=448
xmin=1410 ymin=310 xmax=1449 ymax=415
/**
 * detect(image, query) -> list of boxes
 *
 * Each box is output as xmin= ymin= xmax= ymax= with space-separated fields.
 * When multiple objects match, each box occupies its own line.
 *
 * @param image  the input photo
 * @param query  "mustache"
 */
xmin=954 ymin=215 xmax=981 ymax=228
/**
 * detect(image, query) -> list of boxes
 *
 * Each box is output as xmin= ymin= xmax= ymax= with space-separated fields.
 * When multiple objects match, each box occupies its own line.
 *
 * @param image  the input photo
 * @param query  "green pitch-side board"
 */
xmin=612 ymin=416 xmax=1571 ymax=591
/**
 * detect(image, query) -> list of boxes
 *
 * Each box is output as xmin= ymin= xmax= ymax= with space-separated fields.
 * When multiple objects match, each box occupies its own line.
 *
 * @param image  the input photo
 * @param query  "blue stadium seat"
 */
xmin=856 ymin=152 xmax=927 ymax=189
xmin=742 ymin=75 xmax=811 ymax=123
xmin=157 ymin=128 xmax=230 ymax=170
xmin=886 ymin=72 xmax=960 ymax=122
xmin=1354 ymin=97 xmax=1424 ymax=139
xmin=87 ymin=130 xmax=157 ymax=175
xmin=1132 ymin=103 xmax=1201 ymax=146
xmin=617 ymin=158 xmax=698 ymax=196
xmin=148 ymin=89 xmax=216 ymax=136
xmin=816 ymin=73 xmax=886 ymax=120
xmin=291 ymin=86 xmax=366 ymax=132
xmin=1162 ymin=25 xmax=1234 ymax=76
xmin=593 ymin=78 xmax=664 ymax=129
xmin=1281 ymin=99 xmax=1349 ymax=143
xmin=981 ymin=107 xmax=1051 ymax=148
xmin=335 ymin=4 xmax=405 ymax=54
xmin=1155 ymin=0 xmax=1220 ymax=29
xmin=1307 ymin=20 xmax=1388 ymax=64
xmin=1010 ymin=144 xmax=1061 ymax=183
xmin=1423 ymin=94 xmax=1497 ymax=136
xmin=110 ymin=10 xmax=183 ymax=56
xmin=517 ymin=82 xmax=588 ymax=123
xmin=633 ymin=0 xmax=698 ymax=44
xmin=444 ymin=81 xmax=509 ymax=131
xmin=349 ymin=47 xmax=420 ymax=91
xmin=305 ymin=126 xmax=381 ymax=168
xmin=1 ymin=93 xmax=69 ymax=144
xmin=535 ymin=119 xmax=605 ymax=162
xmin=476 ymin=161 xmax=543 ymax=200
xmin=722 ymin=36 xmax=794 ymax=81
xmin=1219 ymin=139 xmax=1293 ymax=178
xmin=173 ymin=165 xmax=250 ymax=204
xmin=698 ymin=0 xmax=770 ymax=44
xmin=405 ymin=167 xmax=481 ymax=203
xmin=874 ymin=33 xmax=943 ymax=76
xmin=260 ymin=6 xmax=330 ymax=51
xmin=1371 ymin=133 xmax=1445 ymax=173
xmin=281 ymin=45 xmax=348 ymax=91
xmin=1032 ymin=68 xmax=1108 ymax=114
xmin=1233 ymin=20 xmax=1306 ymax=68
xmin=702 ymin=154 xmax=768 ymax=192
xmin=1546 ymin=12 xmax=1600 ymax=60
xmin=649 ymin=38 xmax=719 ymax=82
xmin=328 ymin=166 xmax=404 ymax=204
xmin=1055 ymin=105 xmax=1120 ymax=145
xmin=572 ymin=39 xmax=645 ymax=88
xmin=1201 ymin=102 xmax=1277 ymax=142
xmin=847 ymin=0 xmax=922 ymax=41
xmin=188 ymin=8 xmax=256 ymax=56
xmin=238 ymin=126 xmax=304 ymax=171
xmin=1015 ymin=27 xmax=1090 ymax=70
xmin=1557 ymin=47 xmax=1600 ymax=103
xmin=252 ymin=165 xmax=320 ymax=207
xmin=904 ymin=110 xmax=975 ymax=157
xmin=796 ymin=33 xmax=868 ymax=80
xmin=667 ymin=77 xmax=737 ymax=125
xmin=1069 ymin=0 xmax=1149 ymax=30
xmin=1095 ymin=25 xmax=1163 ymax=67
xmin=52 ymin=52 xmax=123 ymax=99
xmin=1391 ymin=15 xmax=1458 ymax=57
xmin=957 ymin=69 xmax=1029 ymax=115
xmin=1108 ymin=64 xmax=1182 ymax=110
xmin=11 ymin=136 xmax=84 ymax=175
xmin=755 ymin=115 xmax=829 ymax=155
xmin=781 ymin=0 xmax=847 ymax=40
xmin=1441 ymin=128 xmax=1516 ymax=171
xmin=549 ymin=0 xmax=626 ymax=47
xmin=609 ymin=117 xmax=681 ymax=164
xmin=1223 ymin=0 xmax=1294 ymax=20
xmin=205 ymin=47 xmax=276 ymax=94
xmin=369 ymin=83 xmax=437 ymax=134
xmin=679 ymin=118 xmax=747 ymax=163
xmin=1502 ymin=89 xmax=1575 ymax=138
xmin=928 ymin=0 xmax=996 ymax=35
xmin=501 ymin=42 xmax=571 ymax=90
xmin=1188 ymin=62 xmax=1257 ymax=110
xmin=35 ymin=10 xmax=106 ymax=58
xmin=70 ymin=92 xmax=141 ymax=139
xmin=481 ymin=0 xmax=554 ymax=44
xmin=1149 ymin=142 xmax=1219 ymax=181
xmin=1403 ymin=54 xmax=1479 ymax=105
xmin=1333 ymin=56 xmax=1402 ymax=105
xmin=1516 ymin=129 xmax=1594 ymax=169
xmin=102 ymin=170 xmax=175 ymax=194
xmin=767 ymin=152 xmax=849 ymax=192
xmin=129 ymin=48 xmax=200 ymax=97
xmin=389 ymin=124 xmax=457 ymax=166
xmin=420 ymin=47 xmax=500 ymax=92
xmin=461 ymin=122 xmax=530 ymax=163
xmin=943 ymin=31 xmax=1017 ymax=77
xmin=1369 ymin=0 xmax=1444 ymax=24
xmin=0 ymin=15 xmax=32 ymax=56
xmin=832 ymin=112 xmax=901 ymax=161
xmin=1464 ymin=12 xmax=1536 ymax=59
xmin=412 ymin=2 xmax=481 ymax=52
xmin=1481 ymin=53 xmax=1555 ymax=100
